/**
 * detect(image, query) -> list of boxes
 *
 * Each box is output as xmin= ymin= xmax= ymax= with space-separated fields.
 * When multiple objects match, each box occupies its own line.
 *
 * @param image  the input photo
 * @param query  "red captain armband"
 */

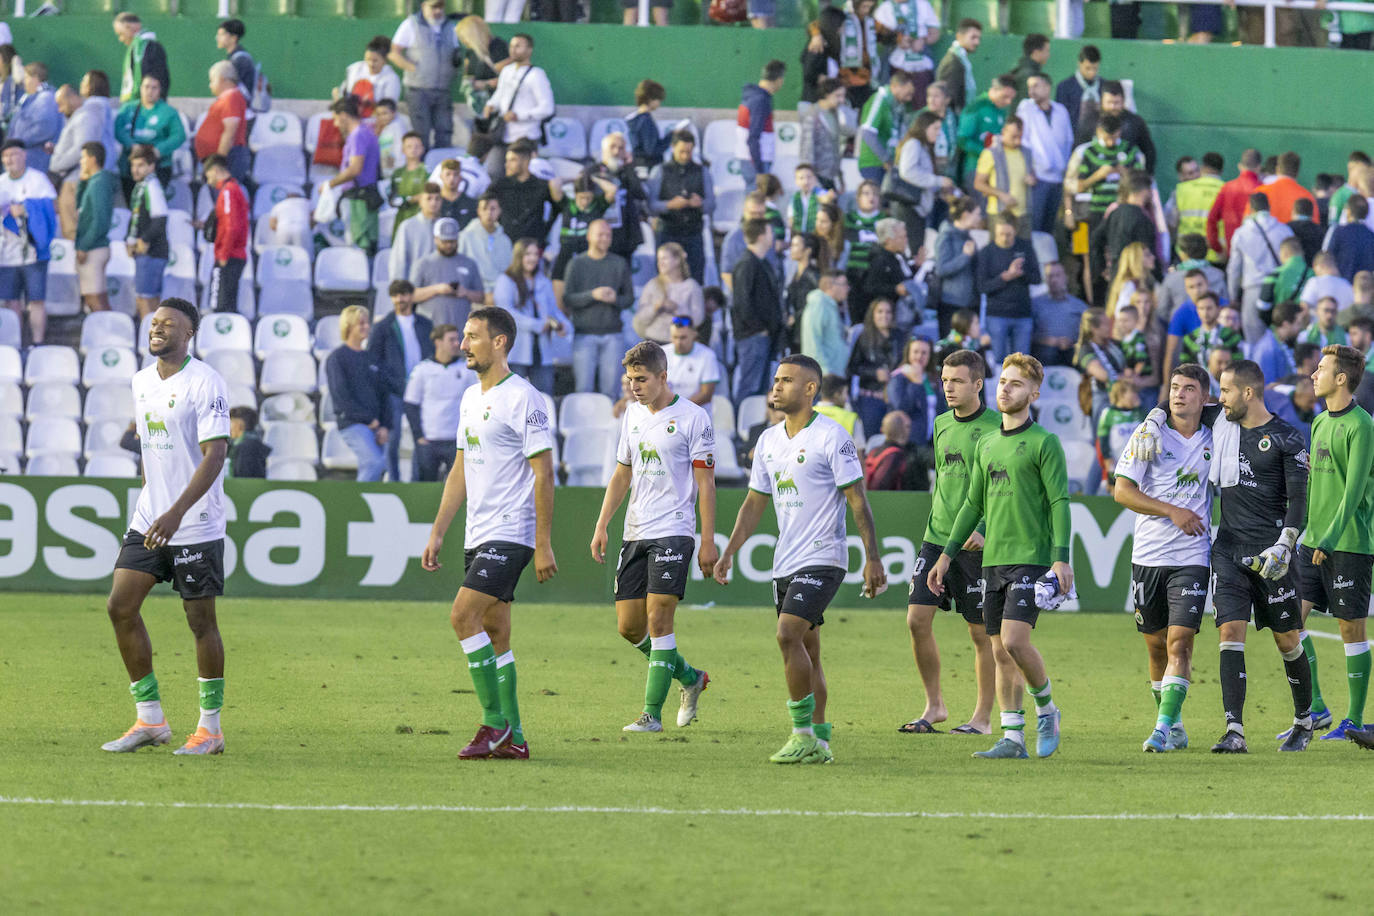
xmin=693 ymin=455 xmax=715 ymax=469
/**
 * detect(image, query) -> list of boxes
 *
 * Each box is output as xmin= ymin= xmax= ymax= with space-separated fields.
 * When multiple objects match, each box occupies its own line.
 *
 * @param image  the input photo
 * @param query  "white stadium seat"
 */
xmin=540 ymin=116 xmax=588 ymax=161
xmin=0 ymin=308 xmax=19 ymax=348
xmin=24 ymin=346 xmax=81 ymax=386
xmin=25 ymin=382 xmax=81 ymax=421
xmin=83 ymin=383 xmax=134 ymax=423
xmin=79 ymin=311 xmax=136 ymax=355
xmin=558 ymin=392 xmax=615 ymax=434
xmin=588 ymin=117 xmax=629 ymax=156
xmin=321 ymin=427 xmax=357 ymax=471
xmin=251 ymin=146 xmax=307 ymax=189
xmin=1041 ymin=367 xmax=1083 ymax=403
xmin=0 ymin=345 xmax=20 ymax=384
xmin=313 ymin=315 xmax=343 ymax=362
xmin=84 ymin=419 xmax=129 ymax=458
xmin=167 ymin=209 xmax=197 ymax=252
xmin=318 ymin=389 xmax=337 ymax=431
xmin=82 ymin=348 xmax=138 ymax=388
xmin=423 ymin=146 xmax=467 ymax=173
xmin=44 ymin=238 xmax=81 ymax=318
xmin=267 ymin=458 xmax=319 ymax=480
xmin=263 ymin=421 xmax=319 ymax=463
xmin=711 ymin=396 xmax=736 ymax=441
xmin=735 ymin=394 xmax=768 ymax=442
xmin=379 ymin=209 xmax=396 ymax=250
xmin=84 ymin=453 xmax=138 ymax=478
xmin=250 ymin=110 xmax=304 ymax=152
xmin=254 ymin=314 xmax=312 ymax=359
xmin=107 ymin=207 xmax=131 ymax=244
xmin=315 ymin=247 xmax=370 ymax=293
xmin=25 ymin=454 xmax=79 ymax=476
xmin=0 ymin=381 xmax=21 ymax=417
xmin=0 ymin=449 xmax=20 ymax=474
xmin=1039 ymin=401 xmax=1093 ymax=443
xmin=371 ymin=248 xmax=391 ymax=291
xmin=25 ymin=417 xmax=82 ymax=458
xmin=709 ymin=155 xmax=745 ymax=192
xmin=204 ymin=348 xmax=256 ymax=387
xmin=561 ymin=427 xmax=616 ymax=485
xmin=198 ymin=312 xmax=254 ymax=356
xmin=253 ymin=183 xmax=305 ymax=221
xmin=166 ymin=179 xmax=193 ymax=214
xmin=227 ymin=384 xmax=258 ymax=411
xmin=161 ymin=244 xmax=198 ymax=305
xmin=1062 ymin=440 xmax=1100 ymax=494
xmin=105 ymin=242 xmax=138 ymax=315
xmin=711 ymin=442 xmax=746 ymax=481
xmin=0 ymin=416 xmax=21 ymax=454
xmin=259 ymin=351 xmax=317 ymax=395
xmin=260 ymin=391 xmax=315 ymax=426
xmin=702 ymin=119 xmax=735 ymax=165
xmin=255 ymin=246 xmax=314 ymax=320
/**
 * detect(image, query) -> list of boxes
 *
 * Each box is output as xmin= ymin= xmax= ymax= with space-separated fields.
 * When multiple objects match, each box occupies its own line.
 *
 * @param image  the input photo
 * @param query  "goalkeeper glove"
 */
xmin=1127 ymin=408 xmax=1167 ymax=462
xmin=1243 ymin=527 xmax=1299 ymax=581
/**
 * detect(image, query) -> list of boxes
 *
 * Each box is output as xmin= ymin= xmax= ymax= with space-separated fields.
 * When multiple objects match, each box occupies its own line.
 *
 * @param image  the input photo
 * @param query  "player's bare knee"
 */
xmin=906 ymin=605 xmax=934 ymax=635
xmin=617 ymin=620 xmax=646 ymax=644
xmin=106 ymin=594 xmax=138 ymax=625
xmin=183 ymin=605 xmax=218 ymax=640
xmin=967 ymin=623 xmax=991 ymax=648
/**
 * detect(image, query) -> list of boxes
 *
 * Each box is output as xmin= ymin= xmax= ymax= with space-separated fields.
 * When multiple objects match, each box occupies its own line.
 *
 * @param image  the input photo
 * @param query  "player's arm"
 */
xmin=713 ymin=489 xmax=770 ymax=585
xmin=843 ymin=478 xmax=886 ymax=597
xmin=693 ymin=462 xmax=719 ymax=577
xmin=590 ymin=462 xmax=632 ymax=564
xmin=530 ymin=450 xmax=558 ymax=582
xmin=421 ymin=452 xmax=467 ymax=571
xmin=1113 ymin=475 xmax=1207 ymax=535
xmin=929 ymin=453 xmax=986 ymax=596
xmin=1040 ymin=436 xmax=1075 ymax=595
xmin=1314 ymin=422 xmax=1374 ymax=562
xmin=144 ymin=438 xmax=228 ymax=549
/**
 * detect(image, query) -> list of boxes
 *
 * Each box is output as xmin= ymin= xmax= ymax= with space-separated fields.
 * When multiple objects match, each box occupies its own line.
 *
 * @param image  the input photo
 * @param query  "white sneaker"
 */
xmin=101 ymin=719 xmax=172 ymax=753
xmin=677 ymin=670 xmax=710 ymax=727
xmin=623 ymin=713 xmax=663 ymax=733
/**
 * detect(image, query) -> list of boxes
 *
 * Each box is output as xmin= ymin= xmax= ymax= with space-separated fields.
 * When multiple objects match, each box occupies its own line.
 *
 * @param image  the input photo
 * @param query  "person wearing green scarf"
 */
xmin=954 ymin=76 xmax=1015 ymax=188
xmin=934 ymin=17 xmax=981 ymax=112
xmin=114 ymin=74 xmax=185 ymax=199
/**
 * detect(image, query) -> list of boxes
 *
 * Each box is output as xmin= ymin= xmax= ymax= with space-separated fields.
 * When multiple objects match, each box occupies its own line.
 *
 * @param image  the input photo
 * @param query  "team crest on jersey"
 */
xmin=1259 ymin=436 xmax=1271 ymax=452
xmin=483 ymin=407 xmax=491 ymax=420
xmin=526 ymin=409 xmax=549 ymax=428
xmin=1015 ymin=441 xmax=1028 ymax=455
xmin=1203 ymin=448 xmax=1212 ymax=461
xmin=666 ymin=421 xmax=676 ymax=434
xmin=168 ymin=395 xmax=176 ymax=409
xmin=796 ymin=450 xmax=807 ymax=464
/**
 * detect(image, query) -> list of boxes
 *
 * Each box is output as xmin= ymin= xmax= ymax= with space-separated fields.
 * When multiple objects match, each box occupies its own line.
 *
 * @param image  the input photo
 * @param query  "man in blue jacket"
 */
xmin=0 ymin=140 xmax=58 ymax=345
xmin=368 ymin=278 xmax=435 ymax=482
xmin=735 ymin=60 xmax=786 ymax=188
xmin=9 ymin=62 xmax=63 ymax=175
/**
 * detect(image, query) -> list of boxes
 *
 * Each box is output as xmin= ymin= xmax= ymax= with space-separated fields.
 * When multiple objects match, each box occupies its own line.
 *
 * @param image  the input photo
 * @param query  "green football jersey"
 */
xmin=1302 ymin=402 xmax=1374 ymax=555
xmin=944 ymin=418 xmax=1072 ymax=567
xmin=923 ymin=405 xmax=1001 ymax=546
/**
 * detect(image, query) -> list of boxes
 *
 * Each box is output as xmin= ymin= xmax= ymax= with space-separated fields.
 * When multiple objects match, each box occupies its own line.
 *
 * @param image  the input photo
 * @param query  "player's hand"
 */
xmin=697 ymin=537 xmax=720 ymax=579
xmin=1166 ymin=505 xmax=1207 ymax=536
xmin=962 ymin=531 xmax=985 ymax=552
xmin=590 ymin=527 xmax=608 ymax=564
xmin=1129 ymin=408 xmax=1167 ymax=462
xmin=421 ymin=532 xmax=444 ymax=571
xmin=712 ymin=553 xmax=733 ymax=586
xmin=143 ymin=508 xmax=185 ymax=548
xmin=862 ymin=557 xmax=887 ymax=598
xmin=1313 ymin=548 xmax=1328 ymax=566
xmin=1245 ymin=528 xmax=1297 ymax=581
xmin=535 ymin=544 xmax=557 ymax=582
xmin=1051 ymin=560 xmax=1074 ymax=597
xmin=926 ymin=554 xmax=951 ymax=597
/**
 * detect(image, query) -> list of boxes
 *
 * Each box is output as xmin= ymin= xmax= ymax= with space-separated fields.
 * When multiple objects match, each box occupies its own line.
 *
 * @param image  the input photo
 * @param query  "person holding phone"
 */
xmin=410 ymin=216 xmax=489 ymax=328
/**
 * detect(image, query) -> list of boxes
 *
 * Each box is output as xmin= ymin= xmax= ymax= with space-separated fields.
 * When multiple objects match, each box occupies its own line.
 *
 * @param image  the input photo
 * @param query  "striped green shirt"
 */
xmin=1078 ymin=139 xmax=1144 ymax=215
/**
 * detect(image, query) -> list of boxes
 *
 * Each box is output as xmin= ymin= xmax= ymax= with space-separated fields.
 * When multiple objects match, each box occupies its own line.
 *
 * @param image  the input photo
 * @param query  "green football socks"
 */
xmin=634 ymin=633 xmax=698 ymax=687
xmin=1000 ymin=710 xmax=1026 ymax=746
xmin=495 ymin=651 xmax=523 ymax=743
xmin=633 ymin=635 xmax=651 ymax=659
xmin=1151 ymin=680 xmax=1162 ymax=710
xmin=1301 ymin=632 xmax=1325 ymax=712
xmin=1029 ymin=679 xmax=1057 ymax=716
xmin=197 ymin=677 xmax=224 ymax=734
xmin=788 ymin=693 xmax=815 ymax=735
xmin=813 ymin=722 xmax=832 ymax=745
xmin=1346 ymin=641 xmax=1371 ymax=728
xmin=459 ymin=632 xmax=505 ymax=729
xmin=130 ymin=672 xmax=163 ymax=725
xmin=644 ymin=635 xmax=678 ymax=720
xmin=1156 ymin=675 xmax=1189 ymax=729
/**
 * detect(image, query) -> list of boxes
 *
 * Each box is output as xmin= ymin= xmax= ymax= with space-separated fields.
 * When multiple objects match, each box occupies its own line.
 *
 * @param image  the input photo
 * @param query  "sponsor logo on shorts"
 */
xmin=792 ymin=575 xmax=826 ymax=588
xmin=1180 ymin=583 xmax=1207 ymax=597
xmin=173 ymin=549 xmax=203 ymax=566
xmin=475 ymin=548 xmax=509 ymax=563
xmin=1267 ymin=588 xmax=1297 ymax=605
xmin=656 ymin=550 xmax=684 ymax=564
xmin=1333 ymin=575 xmax=1354 ymax=590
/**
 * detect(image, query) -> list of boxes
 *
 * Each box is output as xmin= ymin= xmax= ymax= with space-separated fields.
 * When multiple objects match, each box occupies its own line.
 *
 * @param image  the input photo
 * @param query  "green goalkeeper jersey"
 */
xmin=943 ymin=417 xmax=1072 ymax=566
xmin=923 ymin=405 xmax=1001 ymax=546
xmin=1302 ymin=402 xmax=1374 ymax=555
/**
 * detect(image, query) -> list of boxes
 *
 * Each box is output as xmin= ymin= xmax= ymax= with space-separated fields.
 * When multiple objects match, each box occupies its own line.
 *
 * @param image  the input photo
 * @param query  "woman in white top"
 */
xmin=493 ymin=238 xmax=569 ymax=395
xmin=333 ymin=36 xmax=401 ymax=117
xmin=633 ymin=242 xmax=705 ymax=344
xmin=889 ymin=109 xmax=953 ymax=248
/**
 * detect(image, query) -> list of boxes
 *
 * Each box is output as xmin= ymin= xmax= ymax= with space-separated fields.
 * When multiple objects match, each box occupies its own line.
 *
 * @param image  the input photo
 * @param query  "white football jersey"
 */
xmin=1114 ymin=421 xmax=1214 ymax=568
xmin=616 ymin=395 xmax=715 ymax=540
xmin=457 ymin=371 xmax=554 ymax=548
xmin=130 ymin=356 xmax=231 ymax=544
xmin=749 ymin=412 xmax=864 ymax=578
xmin=665 ymin=343 xmax=721 ymax=399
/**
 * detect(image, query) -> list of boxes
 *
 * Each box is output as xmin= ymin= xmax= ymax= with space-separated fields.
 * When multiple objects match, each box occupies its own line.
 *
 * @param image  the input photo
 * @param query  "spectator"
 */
xmin=491 ymin=139 xmax=553 ymax=247
xmin=588 ymin=131 xmax=649 ymax=261
xmin=887 ymin=336 xmax=937 ymax=446
xmin=549 ymin=173 xmax=612 ymax=289
xmin=0 ymin=139 xmax=56 ymax=346
xmin=0 ymin=46 xmax=20 ymax=131
xmin=9 ymin=63 xmax=61 ymax=175
xmin=1178 ymin=290 xmax=1243 ymax=367
xmin=1228 ymin=192 xmax=1294 ymax=341
xmin=1104 ymin=240 xmax=1156 ymax=319
xmin=1015 ymin=73 xmax=1073 ymax=235
xmin=815 ymin=373 xmax=865 ymax=446
xmin=1074 ymin=113 xmax=1144 ymax=303
xmin=1157 ymin=233 xmax=1225 ymax=328
xmin=634 ymin=242 xmax=705 ymax=344
xmin=215 ymin=19 xmax=257 ymax=110
xmin=935 ymin=306 xmax=993 ymax=374
xmin=1256 ymin=152 xmax=1318 ymax=225
xmin=335 ymin=35 xmax=400 ymax=117
xmin=834 ymin=0 xmax=880 ymax=109
xmin=388 ymin=0 xmax=459 ymax=151
xmin=1287 ymin=197 xmax=1324 ymax=264
xmin=664 ymin=318 xmax=720 ymax=406
xmin=75 ymin=142 xmax=116 ymax=314
xmin=228 ymin=407 xmax=270 ymax=479
xmin=369 ymin=278 xmax=434 ymax=481
xmin=389 ymin=133 xmax=429 ymax=228
xmin=875 ymin=0 xmax=942 ymax=45
xmin=328 ymin=305 xmax=390 ymax=483
xmin=935 ymin=18 xmax=981 ymax=114
xmin=1113 ymin=300 xmax=1153 ymax=391
xmin=856 ymin=69 xmax=917 ymax=183
xmin=1340 ymin=272 xmax=1374 ymax=328
xmin=1167 ymin=151 xmax=1224 ymax=263
xmin=1096 ymin=172 xmax=1157 ymax=295
xmin=50 ymin=73 xmax=118 ymax=239
xmin=1074 ymin=80 xmax=1156 ymax=176
xmin=1300 ymin=251 xmax=1355 ymax=312
xmin=390 ymin=182 xmax=441 ymax=291
xmin=200 ymin=155 xmax=248 ymax=315
xmin=626 ymin=80 xmax=673 ymax=174
xmin=848 ymin=297 xmax=904 ymax=434
xmin=411 ymin=217 xmax=487 ymax=327
xmin=802 ymin=269 xmax=851 ymax=377
xmin=326 ymin=96 xmax=382 ymax=254
xmin=863 ymin=217 xmax=922 ymax=330
xmin=125 ymin=145 xmax=168 ymax=320
xmin=1009 ymin=33 xmax=1050 ymax=100
xmin=787 ymin=163 xmax=834 ymax=235
xmin=494 ymin=238 xmax=566 ymax=395
xmin=749 ymin=0 xmax=777 ymax=29
xmin=1207 ymin=148 xmax=1262 ymax=260
xmin=1268 ymin=237 xmax=1312 ymax=308
xmin=931 ymin=196 xmax=982 ymax=334
xmin=458 ymin=191 xmax=514 ymax=295
xmin=1327 ymin=195 xmax=1374 ymax=281
xmin=721 ymin=192 xmax=778 ymax=293
xmin=1073 ymin=307 xmax=1124 ymax=491
xmin=1054 ymin=44 xmax=1102 ymax=138
xmin=455 ymin=17 xmax=508 ymax=118
xmin=917 ymin=80 xmax=958 ymax=179
xmin=1160 ymin=268 xmax=1219 ymax=382
xmin=1250 ymin=299 xmax=1301 ymax=384
xmin=565 ymin=219 xmax=634 ymax=398
xmin=1097 ymin=378 xmax=1144 ymax=484
xmin=730 ymin=218 xmax=784 ymax=402
xmin=890 ymin=110 xmax=951 ymax=244
xmin=800 ymin=77 xmax=849 ymax=191
xmin=1032 ymin=260 xmax=1088 ymax=366
xmin=1301 ymin=296 xmax=1345 ymax=348
xmin=647 ymin=130 xmax=714 ymax=284
xmin=800 ymin=7 xmax=844 ymax=105
xmin=435 ymin=157 xmax=478 ymax=228
xmin=1328 ymin=152 xmax=1369 ymax=228
xmin=954 ymin=73 xmax=1015 ymax=188
xmin=403 ymin=323 xmax=472 ymax=481
xmin=882 ymin=27 xmax=931 ymax=93
xmin=842 ymin=180 xmax=883 ymax=297
xmin=784 ymin=232 xmax=823 ymax=350
xmin=195 ymin=61 xmax=249 ymax=183
xmin=736 ymin=60 xmax=786 ymax=187
xmin=114 ymin=75 xmax=184 ymax=198
xmin=815 ymin=203 xmax=850 ymax=270
xmin=973 ymin=114 xmax=1033 ymax=234
xmin=864 ymin=409 xmax=929 ymax=491
xmin=371 ymin=100 xmax=407 ymax=173
xmin=977 ymin=213 xmax=1041 ymax=357
xmin=113 ymin=12 xmax=169 ymax=104
xmin=476 ymin=33 xmax=554 ymax=172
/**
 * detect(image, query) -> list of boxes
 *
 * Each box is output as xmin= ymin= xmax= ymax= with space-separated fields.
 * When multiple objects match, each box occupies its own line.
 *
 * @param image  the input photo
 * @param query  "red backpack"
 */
xmin=864 ymin=444 xmax=908 ymax=491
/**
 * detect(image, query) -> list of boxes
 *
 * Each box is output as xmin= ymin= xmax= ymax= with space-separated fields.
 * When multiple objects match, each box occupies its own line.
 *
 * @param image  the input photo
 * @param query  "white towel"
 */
xmin=1210 ymin=411 xmax=1241 ymax=488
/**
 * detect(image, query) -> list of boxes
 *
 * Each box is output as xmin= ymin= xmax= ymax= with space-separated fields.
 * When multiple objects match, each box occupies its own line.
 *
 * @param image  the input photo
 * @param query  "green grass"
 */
xmin=2 ymin=593 xmax=1369 ymax=915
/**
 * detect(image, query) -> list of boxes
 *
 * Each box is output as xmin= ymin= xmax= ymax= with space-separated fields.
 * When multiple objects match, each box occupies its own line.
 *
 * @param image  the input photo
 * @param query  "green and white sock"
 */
xmin=197 ymin=677 xmax=223 ymax=734
xmin=1029 ymin=679 xmax=1057 ymax=717
xmin=495 ymin=651 xmax=523 ymax=743
xmin=1151 ymin=680 xmax=1162 ymax=710
xmin=459 ymin=632 xmax=505 ymax=729
xmin=644 ymin=635 xmax=677 ymax=720
xmin=1001 ymin=710 xmax=1026 ymax=746
xmin=813 ymin=721 xmax=832 ymax=748
xmin=788 ymin=693 xmax=815 ymax=736
xmin=131 ymin=672 xmax=163 ymax=725
xmin=633 ymin=635 xmax=652 ymax=659
xmin=1156 ymin=675 xmax=1189 ymax=730
xmin=1301 ymin=631 xmax=1325 ymax=712
xmin=672 ymin=652 xmax=700 ymax=687
xmin=1345 ymin=640 xmax=1371 ymax=728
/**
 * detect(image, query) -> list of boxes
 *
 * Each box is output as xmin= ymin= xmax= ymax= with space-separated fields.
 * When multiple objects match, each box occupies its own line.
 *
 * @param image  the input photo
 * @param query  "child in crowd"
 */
xmin=1301 ymin=296 xmax=1346 ymax=347
xmin=625 ymin=79 xmax=688 ymax=176
xmin=788 ymin=162 xmax=836 ymax=235
xmin=934 ymin=307 xmax=992 ymax=373
xmin=756 ymin=172 xmax=788 ymax=250
xmin=372 ymin=99 xmax=407 ymax=174
xmin=1113 ymin=302 xmax=1151 ymax=378
xmin=1097 ymin=377 xmax=1144 ymax=487
xmin=843 ymin=180 xmax=884 ymax=300
xmin=550 ymin=172 xmax=612 ymax=282
xmin=887 ymin=32 xmax=934 ymax=101
xmin=1179 ymin=291 xmax=1243 ymax=367
xmin=390 ymin=132 xmax=428 ymax=228
xmin=1206 ymin=345 xmax=1234 ymax=399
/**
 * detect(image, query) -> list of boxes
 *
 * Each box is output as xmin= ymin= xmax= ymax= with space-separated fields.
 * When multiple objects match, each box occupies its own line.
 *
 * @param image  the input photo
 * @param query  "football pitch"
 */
xmin=2 ymin=593 xmax=1369 ymax=915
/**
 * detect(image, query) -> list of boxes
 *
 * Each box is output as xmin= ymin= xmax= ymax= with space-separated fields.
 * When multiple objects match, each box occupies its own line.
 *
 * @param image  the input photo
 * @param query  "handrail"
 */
xmin=1058 ymin=0 xmax=1362 ymax=48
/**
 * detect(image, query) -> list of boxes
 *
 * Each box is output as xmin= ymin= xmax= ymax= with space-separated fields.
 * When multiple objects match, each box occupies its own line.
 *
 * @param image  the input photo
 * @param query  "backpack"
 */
xmin=234 ymin=49 xmax=271 ymax=113
xmin=863 ymin=444 xmax=908 ymax=491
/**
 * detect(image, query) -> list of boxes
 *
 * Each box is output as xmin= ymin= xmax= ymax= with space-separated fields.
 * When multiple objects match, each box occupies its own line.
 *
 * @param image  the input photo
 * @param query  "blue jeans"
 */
xmin=1030 ymin=181 xmax=1063 ymax=236
xmin=340 ymin=423 xmax=388 ymax=482
xmin=737 ymin=159 xmax=769 ymax=190
xmin=985 ymin=316 xmax=1033 ymax=361
xmin=414 ymin=439 xmax=457 ymax=482
xmin=732 ymin=331 xmax=774 ymax=405
xmin=855 ymin=393 xmax=887 ymax=441
xmin=572 ymin=332 xmax=625 ymax=400
xmin=407 ymin=87 xmax=453 ymax=149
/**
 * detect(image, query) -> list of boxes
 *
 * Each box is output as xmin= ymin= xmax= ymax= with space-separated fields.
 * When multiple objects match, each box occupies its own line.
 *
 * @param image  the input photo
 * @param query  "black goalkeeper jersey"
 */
xmin=1217 ymin=415 xmax=1309 ymax=547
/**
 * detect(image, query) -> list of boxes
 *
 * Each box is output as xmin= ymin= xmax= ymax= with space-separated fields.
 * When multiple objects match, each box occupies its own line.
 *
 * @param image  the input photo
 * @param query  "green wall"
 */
xmin=11 ymin=18 xmax=1372 ymax=194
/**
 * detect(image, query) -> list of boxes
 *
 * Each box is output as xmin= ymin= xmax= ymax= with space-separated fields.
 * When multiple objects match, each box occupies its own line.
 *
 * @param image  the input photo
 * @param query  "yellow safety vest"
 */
xmin=815 ymin=403 xmax=858 ymax=436
xmin=1175 ymin=175 xmax=1225 ymax=263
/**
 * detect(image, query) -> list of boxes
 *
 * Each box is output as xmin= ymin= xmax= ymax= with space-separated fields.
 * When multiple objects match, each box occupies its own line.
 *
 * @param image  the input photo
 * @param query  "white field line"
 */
xmin=0 ymin=796 xmax=1371 ymax=821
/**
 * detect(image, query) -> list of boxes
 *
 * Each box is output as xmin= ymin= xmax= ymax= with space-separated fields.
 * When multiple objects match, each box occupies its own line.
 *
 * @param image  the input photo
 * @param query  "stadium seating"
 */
xmin=79 ymin=311 xmax=136 ymax=356
xmin=315 ymin=247 xmax=371 ymax=294
xmin=84 ymin=453 xmax=138 ymax=478
xmin=0 ymin=381 xmax=21 ymax=417
xmin=0 ymin=345 xmax=19 ymax=384
xmin=260 ymin=391 xmax=315 ymax=427
xmin=736 ymin=394 xmax=768 ymax=442
xmin=24 ymin=346 xmax=81 ymax=386
xmin=83 ymin=384 xmax=134 ymax=423
xmin=24 ymin=417 xmax=82 ymax=458
xmin=163 ymin=245 xmax=198 ymax=304
xmin=252 ymin=146 xmax=308 ymax=189
xmin=204 ymin=349 xmax=256 ymax=388
xmin=558 ymin=392 xmax=615 ymax=435
xmin=588 ymin=117 xmax=629 ymax=156
xmin=320 ymin=427 xmax=358 ymax=471
xmin=263 ymin=421 xmax=321 ymax=464
xmin=45 ymin=239 xmax=81 ymax=318
xmin=198 ymin=312 xmax=254 ymax=356
xmin=0 ymin=450 xmax=20 ymax=474
xmin=267 ymin=458 xmax=320 ymax=481
xmin=1062 ymin=441 xmax=1101 ymax=494
xmin=561 ymin=427 xmax=617 ymax=486
xmin=25 ymin=455 xmax=80 ymax=476
xmin=1039 ymin=401 xmax=1094 ymax=443
xmin=24 ymin=382 xmax=81 ymax=422
xmin=540 ymin=117 xmax=588 ymax=161
xmin=0 ymin=309 xmax=18 ymax=349
xmin=0 ymin=416 xmax=21 ymax=455
xmin=313 ymin=315 xmax=343 ymax=362
xmin=259 ymin=351 xmax=318 ymax=395
xmin=83 ymin=419 xmax=129 ymax=459
xmin=106 ymin=244 xmax=138 ymax=315
xmin=81 ymin=348 xmax=138 ymax=389
xmin=250 ymin=110 xmax=305 ymax=153
xmin=254 ymin=314 xmax=313 ymax=360
xmin=702 ymin=119 xmax=734 ymax=166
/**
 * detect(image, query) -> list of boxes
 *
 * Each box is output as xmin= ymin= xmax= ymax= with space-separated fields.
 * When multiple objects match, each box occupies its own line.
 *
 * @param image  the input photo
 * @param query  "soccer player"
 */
xmin=713 ymin=355 xmax=886 ymax=765
xmin=1113 ymin=364 xmax=1214 ymax=753
xmin=928 ymin=353 xmax=1073 ymax=761
xmin=1294 ymin=345 xmax=1373 ymax=741
xmin=421 ymin=307 xmax=557 ymax=761
xmin=101 ymin=298 xmax=231 ymax=756
xmin=1134 ymin=359 xmax=1313 ymax=752
xmin=901 ymin=349 xmax=1001 ymax=736
xmin=590 ymin=341 xmax=718 ymax=733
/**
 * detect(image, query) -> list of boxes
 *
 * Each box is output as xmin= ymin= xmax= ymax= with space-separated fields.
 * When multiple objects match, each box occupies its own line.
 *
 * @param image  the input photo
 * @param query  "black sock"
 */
xmin=1282 ymin=649 xmax=1313 ymax=722
xmin=1220 ymin=644 xmax=1246 ymax=731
